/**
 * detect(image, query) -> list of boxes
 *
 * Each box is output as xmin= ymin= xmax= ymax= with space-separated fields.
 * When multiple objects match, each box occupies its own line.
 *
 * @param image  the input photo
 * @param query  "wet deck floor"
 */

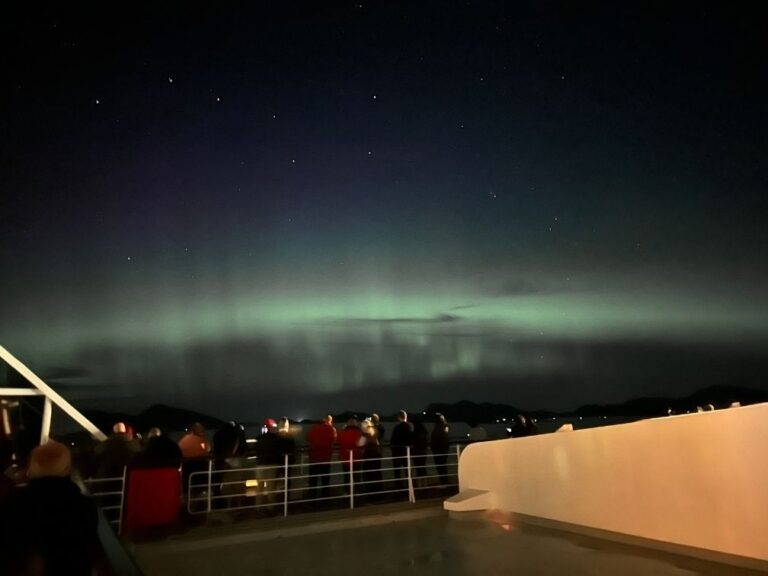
xmin=131 ymin=503 xmax=763 ymax=576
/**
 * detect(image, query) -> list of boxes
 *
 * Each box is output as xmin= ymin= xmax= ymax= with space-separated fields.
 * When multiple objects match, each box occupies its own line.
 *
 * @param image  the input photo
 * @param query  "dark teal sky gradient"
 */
xmin=2 ymin=2 xmax=767 ymax=419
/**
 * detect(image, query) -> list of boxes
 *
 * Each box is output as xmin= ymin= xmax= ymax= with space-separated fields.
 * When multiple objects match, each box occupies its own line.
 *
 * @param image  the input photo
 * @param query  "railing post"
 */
xmin=455 ymin=444 xmax=461 ymax=486
xmin=206 ymin=460 xmax=213 ymax=514
xmin=283 ymin=454 xmax=289 ymax=517
xmin=349 ymin=452 xmax=354 ymax=509
xmin=406 ymin=446 xmax=415 ymax=503
xmin=117 ymin=466 xmax=127 ymax=536
xmin=40 ymin=396 xmax=53 ymax=445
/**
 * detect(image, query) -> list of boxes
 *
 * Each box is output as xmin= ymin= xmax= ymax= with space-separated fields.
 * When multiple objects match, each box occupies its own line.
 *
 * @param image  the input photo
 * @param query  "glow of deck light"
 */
xmin=245 ymin=479 xmax=259 ymax=487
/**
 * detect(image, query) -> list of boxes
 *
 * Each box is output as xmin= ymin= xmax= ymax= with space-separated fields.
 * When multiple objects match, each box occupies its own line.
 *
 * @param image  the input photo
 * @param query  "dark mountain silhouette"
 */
xmin=425 ymin=385 xmax=768 ymax=422
xmin=423 ymin=401 xmax=555 ymax=423
xmin=83 ymin=403 xmax=226 ymax=433
xmin=572 ymin=385 xmax=768 ymax=417
xmin=78 ymin=385 xmax=768 ymax=434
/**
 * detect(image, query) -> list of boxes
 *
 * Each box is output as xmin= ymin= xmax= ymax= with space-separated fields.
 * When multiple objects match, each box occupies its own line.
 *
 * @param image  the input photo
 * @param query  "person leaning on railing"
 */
xmin=390 ymin=410 xmax=414 ymax=490
xmin=306 ymin=415 xmax=337 ymax=499
xmin=430 ymin=413 xmax=450 ymax=486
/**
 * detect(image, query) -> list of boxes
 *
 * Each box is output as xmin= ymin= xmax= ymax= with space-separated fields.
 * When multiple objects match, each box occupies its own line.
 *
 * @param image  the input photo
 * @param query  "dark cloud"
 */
xmin=328 ymin=314 xmax=462 ymax=325
xmin=494 ymin=278 xmax=548 ymax=297
xmin=449 ymin=304 xmax=477 ymax=311
xmin=41 ymin=366 xmax=92 ymax=380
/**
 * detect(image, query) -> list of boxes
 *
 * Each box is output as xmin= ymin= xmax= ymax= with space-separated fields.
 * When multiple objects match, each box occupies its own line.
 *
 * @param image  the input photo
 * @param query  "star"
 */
xmin=367 ymin=151 xmax=372 ymax=156
xmin=372 ymin=94 xmax=377 ymax=100
xmin=168 ymin=76 xmax=173 ymax=84
xmin=95 ymin=99 xmax=100 ymax=105
xmin=216 ymin=96 xmax=221 ymax=102
xmin=127 ymin=256 xmax=132 ymax=261
xmin=291 ymin=159 xmax=296 ymax=164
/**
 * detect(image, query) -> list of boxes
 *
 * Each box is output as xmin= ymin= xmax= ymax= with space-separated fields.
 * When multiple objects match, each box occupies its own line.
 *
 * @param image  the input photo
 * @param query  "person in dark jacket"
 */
xmin=430 ymin=413 xmax=451 ymax=485
xmin=371 ymin=413 xmax=385 ymax=443
xmin=511 ymin=414 xmax=537 ymax=438
xmin=0 ymin=440 xmax=98 ymax=576
xmin=132 ymin=427 xmax=182 ymax=469
xmin=256 ymin=419 xmax=284 ymax=505
xmin=93 ymin=422 xmax=140 ymax=477
xmin=389 ymin=410 xmax=414 ymax=487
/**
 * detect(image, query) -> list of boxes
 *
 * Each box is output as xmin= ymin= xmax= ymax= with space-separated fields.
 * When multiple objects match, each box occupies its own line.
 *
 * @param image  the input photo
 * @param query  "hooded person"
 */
xmin=93 ymin=421 xmax=141 ymax=477
xmin=0 ymin=440 xmax=98 ymax=575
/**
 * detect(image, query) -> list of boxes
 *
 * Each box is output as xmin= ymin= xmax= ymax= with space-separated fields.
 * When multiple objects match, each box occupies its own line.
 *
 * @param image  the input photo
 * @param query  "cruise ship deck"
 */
xmin=129 ymin=501 xmax=761 ymax=576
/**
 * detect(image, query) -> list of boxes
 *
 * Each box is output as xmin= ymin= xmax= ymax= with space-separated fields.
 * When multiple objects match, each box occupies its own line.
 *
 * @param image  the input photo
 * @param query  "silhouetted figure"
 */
xmin=0 ymin=435 xmax=15 ymax=504
xmin=276 ymin=417 xmax=296 ymax=492
xmin=511 ymin=414 xmax=534 ymax=438
xmin=411 ymin=416 xmax=429 ymax=485
xmin=306 ymin=415 xmax=337 ymax=499
xmin=430 ymin=413 xmax=451 ymax=485
xmin=93 ymin=422 xmax=140 ymax=477
xmin=132 ymin=427 xmax=182 ymax=469
xmin=360 ymin=418 xmax=383 ymax=500
xmin=390 ymin=410 xmax=414 ymax=488
xmin=178 ymin=422 xmax=212 ymax=459
xmin=179 ymin=422 xmax=212 ymax=506
xmin=371 ymin=413 xmax=385 ymax=443
xmin=256 ymin=419 xmax=284 ymax=506
xmin=0 ymin=441 xmax=98 ymax=575
xmin=211 ymin=422 xmax=244 ymax=509
xmin=467 ymin=421 xmax=487 ymax=442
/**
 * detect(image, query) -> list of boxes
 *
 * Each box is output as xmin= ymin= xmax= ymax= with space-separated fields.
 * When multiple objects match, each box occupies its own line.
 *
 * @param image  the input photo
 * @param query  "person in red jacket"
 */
xmin=306 ymin=415 xmax=337 ymax=499
xmin=337 ymin=417 xmax=364 ymax=490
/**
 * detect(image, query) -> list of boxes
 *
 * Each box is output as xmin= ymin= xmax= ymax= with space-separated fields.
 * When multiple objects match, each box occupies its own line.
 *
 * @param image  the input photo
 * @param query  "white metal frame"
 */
xmin=0 ymin=344 xmax=107 ymax=442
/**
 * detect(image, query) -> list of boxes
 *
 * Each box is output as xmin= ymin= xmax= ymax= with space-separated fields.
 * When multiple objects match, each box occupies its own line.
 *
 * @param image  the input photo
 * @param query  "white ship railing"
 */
xmin=186 ymin=446 xmax=462 ymax=516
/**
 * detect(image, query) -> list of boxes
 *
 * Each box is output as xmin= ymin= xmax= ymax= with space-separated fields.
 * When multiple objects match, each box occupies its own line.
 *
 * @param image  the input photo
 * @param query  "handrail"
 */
xmin=186 ymin=447 xmax=461 ymax=516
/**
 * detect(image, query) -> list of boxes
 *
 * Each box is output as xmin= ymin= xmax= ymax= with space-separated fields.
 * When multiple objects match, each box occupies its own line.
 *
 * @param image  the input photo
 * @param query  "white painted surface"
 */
xmin=0 ymin=345 xmax=106 ymax=440
xmin=447 ymin=403 xmax=768 ymax=562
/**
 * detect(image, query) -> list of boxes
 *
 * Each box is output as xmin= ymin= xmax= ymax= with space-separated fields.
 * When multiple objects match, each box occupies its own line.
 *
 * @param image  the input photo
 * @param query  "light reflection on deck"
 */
xmin=131 ymin=502 xmax=762 ymax=576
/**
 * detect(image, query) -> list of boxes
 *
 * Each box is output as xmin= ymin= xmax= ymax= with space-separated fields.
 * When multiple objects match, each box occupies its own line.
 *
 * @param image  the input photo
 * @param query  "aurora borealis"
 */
xmin=2 ymin=3 xmax=767 ymax=419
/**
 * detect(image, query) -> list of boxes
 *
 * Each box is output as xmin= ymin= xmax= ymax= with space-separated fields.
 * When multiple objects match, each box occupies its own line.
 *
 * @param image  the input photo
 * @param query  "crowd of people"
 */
xmin=0 ymin=409 xmax=538 ymax=573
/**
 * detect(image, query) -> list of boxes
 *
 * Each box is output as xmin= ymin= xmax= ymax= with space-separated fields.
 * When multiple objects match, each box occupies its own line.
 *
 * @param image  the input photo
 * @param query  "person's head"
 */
xmin=398 ymin=410 xmax=408 ymax=422
xmin=322 ymin=414 xmax=333 ymax=425
xmin=371 ymin=413 xmax=380 ymax=425
xmin=147 ymin=427 xmax=162 ymax=439
xmin=264 ymin=418 xmax=278 ymax=431
xmin=190 ymin=422 xmax=205 ymax=436
xmin=27 ymin=440 xmax=72 ymax=479
xmin=278 ymin=417 xmax=290 ymax=433
xmin=346 ymin=417 xmax=359 ymax=428
xmin=516 ymin=414 xmax=527 ymax=426
xmin=112 ymin=422 xmax=127 ymax=435
xmin=436 ymin=413 xmax=447 ymax=426
xmin=361 ymin=418 xmax=373 ymax=436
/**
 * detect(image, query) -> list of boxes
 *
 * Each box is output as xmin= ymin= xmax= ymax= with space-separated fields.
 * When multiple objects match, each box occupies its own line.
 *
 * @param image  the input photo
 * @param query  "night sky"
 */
xmin=2 ymin=2 xmax=767 ymax=421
